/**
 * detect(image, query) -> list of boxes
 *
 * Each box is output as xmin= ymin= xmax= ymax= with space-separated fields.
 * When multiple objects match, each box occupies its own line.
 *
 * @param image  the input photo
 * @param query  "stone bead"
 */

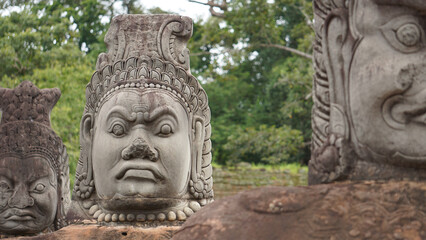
xmin=136 ymin=214 xmax=146 ymax=222
xmin=189 ymin=201 xmax=201 ymax=212
xmin=167 ymin=211 xmax=177 ymax=221
xmin=157 ymin=213 xmax=166 ymax=221
xmin=147 ymin=214 xmax=156 ymax=221
xmin=183 ymin=207 xmax=194 ymax=217
xmin=176 ymin=210 xmax=186 ymax=221
xmin=88 ymin=205 xmax=99 ymax=215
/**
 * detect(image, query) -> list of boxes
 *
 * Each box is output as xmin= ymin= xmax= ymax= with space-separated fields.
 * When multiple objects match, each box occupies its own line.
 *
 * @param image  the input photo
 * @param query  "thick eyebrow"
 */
xmin=106 ymin=106 xmax=136 ymax=122
xmin=28 ymin=174 xmax=49 ymax=184
xmin=145 ymin=106 xmax=178 ymax=123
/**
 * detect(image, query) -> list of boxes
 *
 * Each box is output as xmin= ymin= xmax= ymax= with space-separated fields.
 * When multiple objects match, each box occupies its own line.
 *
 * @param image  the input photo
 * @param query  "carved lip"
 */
xmin=115 ymin=163 xmax=165 ymax=182
xmin=4 ymin=210 xmax=36 ymax=221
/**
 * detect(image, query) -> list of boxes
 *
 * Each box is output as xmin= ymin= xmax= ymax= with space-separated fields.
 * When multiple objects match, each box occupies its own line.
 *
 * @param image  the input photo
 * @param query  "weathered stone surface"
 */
xmin=12 ymin=224 xmax=180 ymax=240
xmin=310 ymin=0 xmax=426 ymax=184
xmin=172 ymin=182 xmax=426 ymax=240
xmin=68 ymin=14 xmax=213 ymax=225
xmin=0 ymin=81 xmax=70 ymax=236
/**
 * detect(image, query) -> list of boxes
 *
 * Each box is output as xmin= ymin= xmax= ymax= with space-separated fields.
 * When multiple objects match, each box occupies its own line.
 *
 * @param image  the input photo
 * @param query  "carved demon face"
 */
xmin=348 ymin=1 xmax=426 ymax=164
xmin=0 ymin=155 xmax=57 ymax=234
xmin=91 ymin=89 xmax=191 ymax=200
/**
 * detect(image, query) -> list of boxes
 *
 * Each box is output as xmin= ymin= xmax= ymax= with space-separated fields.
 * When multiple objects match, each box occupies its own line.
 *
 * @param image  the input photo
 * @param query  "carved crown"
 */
xmin=84 ymin=14 xmax=208 ymax=118
xmin=0 ymin=81 xmax=62 ymax=165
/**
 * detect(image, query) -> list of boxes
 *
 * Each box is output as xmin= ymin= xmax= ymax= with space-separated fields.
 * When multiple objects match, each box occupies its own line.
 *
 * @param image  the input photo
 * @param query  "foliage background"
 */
xmin=0 ymin=0 xmax=313 ymax=186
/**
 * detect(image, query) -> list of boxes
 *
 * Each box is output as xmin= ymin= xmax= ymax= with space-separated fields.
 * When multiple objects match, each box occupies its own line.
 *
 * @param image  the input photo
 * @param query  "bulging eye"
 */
xmin=34 ymin=183 xmax=45 ymax=192
xmin=396 ymin=23 xmax=421 ymax=47
xmin=381 ymin=15 xmax=425 ymax=53
xmin=111 ymin=123 xmax=125 ymax=137
xmin=159 ymin=124 xmax=173 ymax=136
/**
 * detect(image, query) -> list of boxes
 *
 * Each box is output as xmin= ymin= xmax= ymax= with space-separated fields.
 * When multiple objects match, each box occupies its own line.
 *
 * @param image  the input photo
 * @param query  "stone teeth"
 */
xmin=111 ymin=214 xmax=118 ymax=222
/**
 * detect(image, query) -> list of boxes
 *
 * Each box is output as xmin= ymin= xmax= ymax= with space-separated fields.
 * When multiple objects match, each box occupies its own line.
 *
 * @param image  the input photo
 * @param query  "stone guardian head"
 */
xmin=310 ymin=0 xmax=426 ymax=184
xmin=70 ymin=14 xmax=213 ymax=224
xmin=0 ymin=81 xmax=70 ymax=236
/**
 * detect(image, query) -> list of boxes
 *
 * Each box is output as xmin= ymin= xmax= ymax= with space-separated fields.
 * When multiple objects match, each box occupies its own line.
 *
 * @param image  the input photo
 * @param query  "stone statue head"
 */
xmin=309 ymin=0 xmax=426 ymax=184
xmin=0 ymin=81 xmax=70 ymax=235
xmin=70 ymin=15 xmax=213 ymax=224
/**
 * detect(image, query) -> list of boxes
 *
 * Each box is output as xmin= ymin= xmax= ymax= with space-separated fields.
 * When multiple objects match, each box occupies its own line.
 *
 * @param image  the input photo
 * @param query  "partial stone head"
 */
xmin=310 ymin=0 xmax=426 ymax=184
xmin=71 ymin=15 xmax=213 ymax=224
xmin=0 ymin=81 xmax=70 ymax=235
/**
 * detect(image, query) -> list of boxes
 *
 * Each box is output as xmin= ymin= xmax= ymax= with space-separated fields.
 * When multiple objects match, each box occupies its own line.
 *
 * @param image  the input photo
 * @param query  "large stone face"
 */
xmin=309 ymin=0 xmax=426 ymax=184
xmin=0 ymin=81 xmax=70 ymax=236
xmin=67 ymin=14 xmax=213 ymax=225
xmin=172 ymin=182 xmax=426 ymax=240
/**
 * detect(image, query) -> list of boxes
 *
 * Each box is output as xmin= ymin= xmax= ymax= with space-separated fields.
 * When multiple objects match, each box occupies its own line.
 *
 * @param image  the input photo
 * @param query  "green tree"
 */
xmin=189 ymin=0 xmax=314 ymax=165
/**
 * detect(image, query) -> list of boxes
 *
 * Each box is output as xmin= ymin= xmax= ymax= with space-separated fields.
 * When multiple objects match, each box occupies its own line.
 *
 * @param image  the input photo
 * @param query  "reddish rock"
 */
xmin=172 ymin=181 xmax=426 ymax=240
xmin=14 ymin=225 xmax=180 ymax=240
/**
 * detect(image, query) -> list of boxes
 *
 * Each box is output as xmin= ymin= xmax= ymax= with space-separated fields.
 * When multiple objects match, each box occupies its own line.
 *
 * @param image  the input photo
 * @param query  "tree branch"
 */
xmin=189 ymin=0 xmax=227 ymax=18
xmin=257 ymin=43 xmax=312 ymax=60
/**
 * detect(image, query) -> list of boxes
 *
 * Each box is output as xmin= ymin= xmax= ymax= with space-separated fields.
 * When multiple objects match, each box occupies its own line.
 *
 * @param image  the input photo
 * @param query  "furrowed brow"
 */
xmin=106 ymin=106 xmax=136 ymax=122
xmin=146 ymin=106 xmax=178 ymax=123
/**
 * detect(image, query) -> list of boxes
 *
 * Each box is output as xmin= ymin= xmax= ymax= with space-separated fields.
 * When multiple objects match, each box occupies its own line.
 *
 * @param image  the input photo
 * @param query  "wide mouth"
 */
xmin=4 ymin=210 xmax=36 ymax=221
xmin=115 ymin=162 xmax=165 ymax=182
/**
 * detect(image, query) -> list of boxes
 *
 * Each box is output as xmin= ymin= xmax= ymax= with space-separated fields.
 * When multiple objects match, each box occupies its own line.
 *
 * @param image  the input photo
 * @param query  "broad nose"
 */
xmin=8 ymin=184 xmax=34 ymax=209
xmin=121 ymin=137 xmax=158 ymax=161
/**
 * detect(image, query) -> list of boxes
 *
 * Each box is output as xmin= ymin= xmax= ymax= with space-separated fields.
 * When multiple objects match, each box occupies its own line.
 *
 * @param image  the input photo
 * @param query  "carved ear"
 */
xmin=79 ymin=113 xmax=94 ymax=189
xmin=323 ymin=9 xmax=355 ymax=138
xmin=191 ymin=117 xmax=205 ymax=181
xmin=80 ymin=113 xmax=93 ymax=145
